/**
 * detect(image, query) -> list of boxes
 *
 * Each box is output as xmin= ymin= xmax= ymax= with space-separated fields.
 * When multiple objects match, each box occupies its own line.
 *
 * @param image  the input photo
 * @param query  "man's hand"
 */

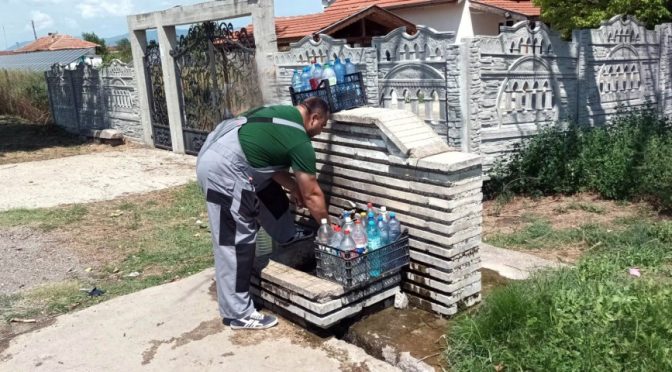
xmin=295 ymin=171 xmax=329 ymax=223
xmin=290 ymin=188 xmax=304 ymax=208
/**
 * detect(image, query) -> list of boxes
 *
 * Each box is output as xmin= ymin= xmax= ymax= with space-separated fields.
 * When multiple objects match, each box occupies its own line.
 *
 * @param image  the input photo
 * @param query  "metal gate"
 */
xmin=171 ymin=21 xmax=262 ymax=155
xmin=144 ymin=40 xmax=172 ymax=150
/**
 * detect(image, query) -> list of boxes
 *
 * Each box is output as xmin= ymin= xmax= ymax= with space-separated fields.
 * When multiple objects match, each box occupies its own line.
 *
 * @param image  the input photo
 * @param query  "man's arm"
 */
xmin=272 ymin=171 xmax=303 ymax=208
xmin=294 ymin=171 xmax=328 ymax=223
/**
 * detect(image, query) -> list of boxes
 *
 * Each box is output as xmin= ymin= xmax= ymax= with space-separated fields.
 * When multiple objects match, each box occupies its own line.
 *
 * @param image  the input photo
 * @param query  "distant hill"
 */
xmin=105 ymin=29 xmax=189 ymax=46
xmin=5 ymin=41 xmax=31 ymax=51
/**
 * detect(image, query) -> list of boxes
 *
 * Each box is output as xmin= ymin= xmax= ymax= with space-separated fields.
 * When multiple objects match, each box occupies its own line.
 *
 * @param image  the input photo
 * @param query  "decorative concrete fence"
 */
xmin=271 ymin=15 xmax=672 ymax=170
xmin=48 ymin=16 xmax=672 ymax=171
xmin=45 ymin=60 xmax=144 ymax=141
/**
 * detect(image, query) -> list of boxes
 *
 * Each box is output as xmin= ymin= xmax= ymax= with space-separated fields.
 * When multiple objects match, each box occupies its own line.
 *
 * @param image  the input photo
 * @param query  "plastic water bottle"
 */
xmin=339 ymin=230 xmax=357 ymax=258
xmin=367 ymin=202 xmax=375 ymax=216
xmin=380 ymin=206 xmax=389 ymax=222
xmin=301 ymin=67 xmax=311 ymax=91
xmin=366 ymin=220 xmax=381 ymax=250
xmin=291 ymin=69 xmax=303 ymax=92
xmin=377 ymin=215 xmax=389 ymax=246
xmin=317 ymin=218 xmax=332 ymax=247
xmin=360 ymin=212 xmax=367 ymax=222
xmin=333 ymin=58 xmax=346 ymax=83
xmin=311 ymin=63 xmax=323 ymax=89
xmin=367 ymin=219 xmax=382 ymax=278
xmin=352 ymin=220 xmax=368 ymax=254
xmin=345 ymin=58 xmax=356 ymax=75
xmin=329 ymin=225 xmax=344 ymax=251
xmin=367 ymin=211 xmax=376 ymax=224
xmin=322 ymin=63 xmax=337 ymax=86
xmin=388 ymin=212 xmax=402 ymax=242
xmin=343 ymin=216 xmax=355 ymax=234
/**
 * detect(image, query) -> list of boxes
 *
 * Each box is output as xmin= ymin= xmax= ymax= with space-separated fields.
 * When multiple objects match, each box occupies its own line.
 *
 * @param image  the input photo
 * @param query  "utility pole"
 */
xmin=31 ymin=20 xmax=37 ymax=40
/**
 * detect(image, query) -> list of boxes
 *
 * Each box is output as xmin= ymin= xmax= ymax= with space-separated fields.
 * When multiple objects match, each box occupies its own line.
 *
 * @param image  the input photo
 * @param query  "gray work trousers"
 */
xmin=196 ymin=127 xmax=295 ymax=320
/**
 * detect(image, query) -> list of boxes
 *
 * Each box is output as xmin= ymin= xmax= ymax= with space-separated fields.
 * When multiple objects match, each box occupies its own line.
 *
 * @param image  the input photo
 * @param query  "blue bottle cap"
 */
xmin=368 ymin=211 xmax=374 ymax=218
xmin=345 ymin=58 xmax=351 ymax=62
xmin=390 ymin=212 xmax=396 ymax=218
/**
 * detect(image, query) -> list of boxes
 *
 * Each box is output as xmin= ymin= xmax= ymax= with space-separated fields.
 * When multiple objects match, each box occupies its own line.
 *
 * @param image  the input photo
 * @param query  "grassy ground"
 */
xmin=447 ymin=198 xmax=672 ymax=371
xmin=482 ymin=193 xmax=657 ymax=263
xmin=0 ymin=183 xmax=212 ymax=328
xmin=0 ymin=115 xmax=136 ymax=165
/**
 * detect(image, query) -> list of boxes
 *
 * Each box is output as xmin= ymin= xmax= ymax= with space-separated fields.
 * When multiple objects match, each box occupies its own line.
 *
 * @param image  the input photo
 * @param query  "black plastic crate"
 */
xmin=290 ymin=72 xmax=367 ymax=113
xmin=314 ymin=232 xmax=410 ymax=289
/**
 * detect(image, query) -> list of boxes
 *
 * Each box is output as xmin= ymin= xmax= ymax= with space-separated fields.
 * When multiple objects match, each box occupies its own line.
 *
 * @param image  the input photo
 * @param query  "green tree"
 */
xmin=533 ymin=0 xmax=672 ymax=39
xmin=114 ymin=38 xmax=133 ymax=63
xmin=81 ymin=32 xmax=108 ymax=56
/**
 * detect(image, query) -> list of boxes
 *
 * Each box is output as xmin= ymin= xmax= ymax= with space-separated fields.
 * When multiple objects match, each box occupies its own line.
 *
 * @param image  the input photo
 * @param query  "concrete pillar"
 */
xmin=251 ymin=0 xmax=279 ymax=104
xmin=459 ymin=40 xmax=472 ymax=153
xmin=128 ymin=29 xmax=154 ymax=146
xmin=157 ymin=24 xmax=186 ymax=154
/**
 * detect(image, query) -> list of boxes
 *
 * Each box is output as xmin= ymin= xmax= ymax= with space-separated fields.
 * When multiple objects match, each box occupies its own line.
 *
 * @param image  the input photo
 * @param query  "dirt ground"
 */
xmin=0 ymin=227 xmax=83 ymax=295
xmin=483 ymin=193 xmax=654 ymax=263
xmin=0 ymin=116 xmax=141 ymax=165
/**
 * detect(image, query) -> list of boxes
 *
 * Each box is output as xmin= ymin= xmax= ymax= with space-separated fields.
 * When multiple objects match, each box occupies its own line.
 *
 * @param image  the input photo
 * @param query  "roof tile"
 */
xmin=273 ymin=0 xmax=540 ymax=40
xmin=17 ymin=34 xmax=99 ymax=53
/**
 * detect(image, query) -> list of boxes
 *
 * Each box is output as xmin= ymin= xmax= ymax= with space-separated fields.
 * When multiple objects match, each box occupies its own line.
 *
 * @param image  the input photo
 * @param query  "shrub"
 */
xmin=0 ymin=69 xmax=52 ymax=124
xmin=486 ymin=108 xmax=672 ymax=210
xmin=446 ymin=221 xmax=672 ymax=371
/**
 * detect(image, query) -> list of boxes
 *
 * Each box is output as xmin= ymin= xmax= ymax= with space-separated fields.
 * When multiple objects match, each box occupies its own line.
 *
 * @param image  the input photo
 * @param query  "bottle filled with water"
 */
xmin=388 ymin=212 xmax=402 ymax=242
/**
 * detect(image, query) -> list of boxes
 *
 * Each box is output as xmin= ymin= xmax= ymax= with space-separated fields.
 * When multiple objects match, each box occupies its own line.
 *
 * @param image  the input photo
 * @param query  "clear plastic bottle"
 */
xmin=360 ymin=212 xmax=367 ymax=222
xmin=343 ymin=215 xmax=355 ymax=234
xmin=301 ymin=66 xmax=311 ymax=91
xmin=311 ymin=63 xmax=323 ymax=89
xmin=367 ymin=211 xmax=376 ymax=224
xmin=367 ymin=202 xmax=375 ymax=216
xmin=377 ymin=215 xmax=390 ymax=246
xmin=345 ymin=58 xmax=357 ymax=75
xmin=380 ymin=206 xmax=389 ymax=222
xmin=328 ymin=225 xmax=344 ymax=253
xmin=339 ymin=230 xmax=357 ymax=258
xmin=388 ymin=212 xmax=402 ymax=243
xmin=333 ymin=58 xmax=346 ymax=83
xmin=317 ymin=218 xmax=332 ymax=248
xmin=322 ymin=63 xmax=337 ymax=86
xmin=352 ymin=220 xmax=368 ymax=254
xmin=291 ymin=69 xmax=303 ymax=92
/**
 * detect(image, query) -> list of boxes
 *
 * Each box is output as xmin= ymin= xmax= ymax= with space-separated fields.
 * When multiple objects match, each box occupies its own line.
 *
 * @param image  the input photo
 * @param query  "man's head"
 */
xmin=297 ymin=97 xmax=330 ymax=137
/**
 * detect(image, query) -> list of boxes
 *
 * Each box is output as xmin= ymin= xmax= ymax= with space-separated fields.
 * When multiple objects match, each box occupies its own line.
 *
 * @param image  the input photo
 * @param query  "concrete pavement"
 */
xmin=0 ymin=268 xmax=398 ymax=372
xmin=480 ymin=243 xmax=568 ymax=280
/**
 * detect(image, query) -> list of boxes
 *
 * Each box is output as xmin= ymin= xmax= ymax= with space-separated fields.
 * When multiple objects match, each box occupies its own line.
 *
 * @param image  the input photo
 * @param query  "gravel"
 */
xmin=0 ymin=227 xmax=84 ymax=295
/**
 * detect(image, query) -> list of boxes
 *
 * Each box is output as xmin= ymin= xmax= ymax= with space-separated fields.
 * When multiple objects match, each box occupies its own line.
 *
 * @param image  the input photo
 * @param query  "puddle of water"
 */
xmin=339 ymin=269 xmax=512 ymax=370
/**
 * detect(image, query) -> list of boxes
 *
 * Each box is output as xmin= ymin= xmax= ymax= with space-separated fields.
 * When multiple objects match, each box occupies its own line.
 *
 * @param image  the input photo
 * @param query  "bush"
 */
xmin=446 ymin=221 xmax=672 ymax=371
xmin=0 ymin=69 xmax=52 ymax=124
xmin=486 ymin=108 xmax=672 ymax=210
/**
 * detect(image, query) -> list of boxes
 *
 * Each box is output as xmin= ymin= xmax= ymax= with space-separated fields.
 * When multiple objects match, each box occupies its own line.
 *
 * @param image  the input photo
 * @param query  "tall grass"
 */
xmin=446 ymin=220 xmax=672 ymax=371
xmin=486 ymin=108 xmax=672 ymax=210
xmin=0 ymin=69 xmax=52 ymax=124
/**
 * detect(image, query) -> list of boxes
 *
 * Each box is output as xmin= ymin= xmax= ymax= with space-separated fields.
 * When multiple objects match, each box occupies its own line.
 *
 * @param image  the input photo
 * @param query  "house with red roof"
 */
xmin=0 ymin=33 xmax=102 ymax=71
xmin=273 ymin=0 xmax=540 ymax=48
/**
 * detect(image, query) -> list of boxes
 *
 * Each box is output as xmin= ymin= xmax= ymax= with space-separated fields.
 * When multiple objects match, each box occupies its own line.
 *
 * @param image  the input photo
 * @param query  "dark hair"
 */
xmin=300 ymin=96 xmax=330 ymax=118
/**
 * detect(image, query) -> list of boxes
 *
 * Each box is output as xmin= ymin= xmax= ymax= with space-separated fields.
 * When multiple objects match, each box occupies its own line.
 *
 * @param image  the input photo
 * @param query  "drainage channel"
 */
xmin=250 ymin=239 xmax=511 ymax=371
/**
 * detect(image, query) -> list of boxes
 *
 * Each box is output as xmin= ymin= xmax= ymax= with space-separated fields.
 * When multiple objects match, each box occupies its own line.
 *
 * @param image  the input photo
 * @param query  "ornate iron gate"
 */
xmin=144 ymin=40 xmax=172 ymax=150
xmin=171 ymin=21 xmax=262 ymax=155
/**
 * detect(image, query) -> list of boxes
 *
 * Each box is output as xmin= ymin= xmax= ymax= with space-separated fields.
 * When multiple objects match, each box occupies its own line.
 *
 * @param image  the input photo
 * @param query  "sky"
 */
xmin=0 ymin=0 xmax=324 ymax=50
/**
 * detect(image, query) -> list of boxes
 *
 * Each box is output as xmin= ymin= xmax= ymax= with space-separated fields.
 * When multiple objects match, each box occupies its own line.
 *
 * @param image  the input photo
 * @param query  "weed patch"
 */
xmin=447 ymin=219 xmax=672 ymax=371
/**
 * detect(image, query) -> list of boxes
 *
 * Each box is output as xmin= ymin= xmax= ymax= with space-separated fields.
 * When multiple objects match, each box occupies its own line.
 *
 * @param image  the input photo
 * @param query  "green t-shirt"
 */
xmin=238 ymin=105 xmax=317 ymax=174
